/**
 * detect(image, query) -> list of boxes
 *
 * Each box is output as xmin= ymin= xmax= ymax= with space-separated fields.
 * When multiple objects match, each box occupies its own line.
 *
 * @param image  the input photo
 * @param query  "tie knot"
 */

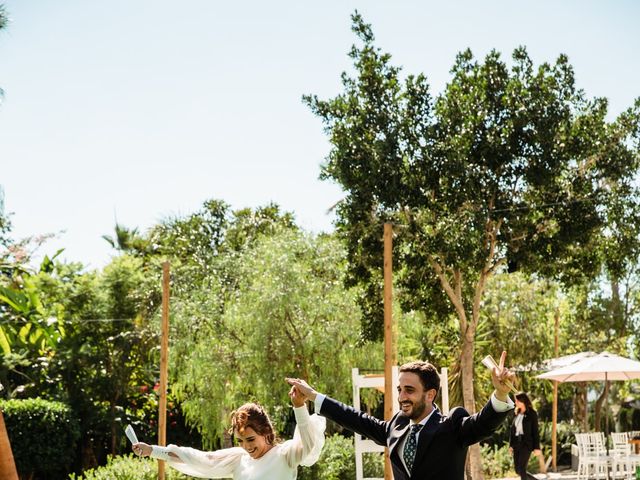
xmin=411 ymin=424 xmax=423 ymax=434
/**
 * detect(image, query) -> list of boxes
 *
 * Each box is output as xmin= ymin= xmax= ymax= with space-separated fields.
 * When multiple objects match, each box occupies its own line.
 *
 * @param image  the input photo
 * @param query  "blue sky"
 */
xmin=1 ymin=1 xmax=638 ymax=269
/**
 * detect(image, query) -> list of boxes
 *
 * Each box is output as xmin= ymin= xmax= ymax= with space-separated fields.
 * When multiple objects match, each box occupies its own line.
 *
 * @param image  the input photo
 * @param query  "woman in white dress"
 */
xmin=132 ymin=380 xmax=325 ymax=479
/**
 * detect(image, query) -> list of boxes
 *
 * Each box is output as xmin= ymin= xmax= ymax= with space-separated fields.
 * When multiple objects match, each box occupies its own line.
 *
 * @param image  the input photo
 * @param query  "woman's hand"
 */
xmin=133 ymin=442 xmax=152 ymax=457
xmin=508 ymin=447 xmax=513 ymax=454
xmin=288 ymin=383 xmax=307 ymax=408
xmin=533 ymin=449 xmax=542 ymax=457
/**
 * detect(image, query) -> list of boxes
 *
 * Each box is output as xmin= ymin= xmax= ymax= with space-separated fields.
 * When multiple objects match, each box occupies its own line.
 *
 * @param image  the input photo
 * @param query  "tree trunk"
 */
xmin=0 ymin=410 xmax=19 ymax=480
xmin=461 ymin=332 xmax=484 ymax=480
xmin=594 ymin=382 xmax=609 ymax=431
xmin=573 ymin=383 xmax=588 ymax=431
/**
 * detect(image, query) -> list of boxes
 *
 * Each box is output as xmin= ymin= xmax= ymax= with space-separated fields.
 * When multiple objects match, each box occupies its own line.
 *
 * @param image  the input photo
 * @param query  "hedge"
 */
xmin=0 ymin=397 xmax=80 ymax=479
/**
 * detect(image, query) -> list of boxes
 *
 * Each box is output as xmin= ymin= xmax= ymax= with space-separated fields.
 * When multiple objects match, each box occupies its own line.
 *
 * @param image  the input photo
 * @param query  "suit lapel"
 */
xmin=410 ymin=408 xmax=442 ymax=472
xmin=389 ymin=421 xmax=410 ymax=455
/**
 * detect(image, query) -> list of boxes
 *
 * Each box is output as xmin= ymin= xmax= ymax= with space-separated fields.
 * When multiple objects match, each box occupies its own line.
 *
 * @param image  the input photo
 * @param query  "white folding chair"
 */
xmin=576 ymin=432 xmax=609 ymax=480
xmin=609 ymin=432 xmax=637 ymax=479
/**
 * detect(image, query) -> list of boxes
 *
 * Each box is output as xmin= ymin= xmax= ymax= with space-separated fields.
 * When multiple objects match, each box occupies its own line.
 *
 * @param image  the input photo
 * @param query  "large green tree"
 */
xmin=169 ymin=227 xmax=381 ymax=446
xmin=305 ymin=13 xmax=640 ymax=478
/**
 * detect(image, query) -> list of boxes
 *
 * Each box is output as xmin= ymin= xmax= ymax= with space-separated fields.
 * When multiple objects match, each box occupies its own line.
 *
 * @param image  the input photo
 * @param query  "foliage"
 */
xmin=0 ymin=252 xmax=66 ymax=397
xmin=169 ymin=227 xmax=382 ymax=445
xmin=38 ymin=256 xmax=161 ymax=466
xmin=480 ymin=443 xmax=514 ymax=478
xmin=0 ymin=397 xmax=80 ymax=479
xmin=0 ymin=186 xmax=10 ymax=246
xmin=305 ymin=13 xmax=640 ymax=477
xmin=298 ymin=433 xmax=383 ymax=480
xmin=305 ymin=7 xmax=640 ymax=363
xmin=68 ymin=454 xmax=188 ymax=480
xmin=0 ymin=5 xmax=6 ymax=33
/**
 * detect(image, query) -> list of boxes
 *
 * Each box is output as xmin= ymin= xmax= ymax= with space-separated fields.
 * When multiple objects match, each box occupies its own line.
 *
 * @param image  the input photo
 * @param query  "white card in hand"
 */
xmin=481 ymin=354 xmax=517 ymax=392
xmin=125 ymin=424 xmax=139 ymax=445
xmin=481 ymin=355 xmax=498 ymax=371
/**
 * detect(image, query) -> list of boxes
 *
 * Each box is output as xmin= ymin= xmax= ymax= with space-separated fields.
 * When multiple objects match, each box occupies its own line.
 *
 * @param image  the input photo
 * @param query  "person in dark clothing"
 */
xmin=509 ymin=392 xmax=542 ymax=480
xmin=287 ymin=351 xmax=516 ymax=480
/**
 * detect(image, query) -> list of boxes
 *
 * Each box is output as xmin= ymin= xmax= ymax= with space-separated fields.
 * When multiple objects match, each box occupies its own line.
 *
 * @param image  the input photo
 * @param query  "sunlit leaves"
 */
xmin=169 ymin=228 xmax=381 ymax=446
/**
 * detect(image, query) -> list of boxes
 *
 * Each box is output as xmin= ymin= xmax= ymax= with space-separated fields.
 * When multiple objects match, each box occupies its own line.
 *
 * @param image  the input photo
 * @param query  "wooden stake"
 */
xmin=552 ymin=308 xmax=559 ymax=473
xmin=158 ymin=262 xmax=170 ymax=480
xmin=383 ymin=223 xmax=396 ymax=480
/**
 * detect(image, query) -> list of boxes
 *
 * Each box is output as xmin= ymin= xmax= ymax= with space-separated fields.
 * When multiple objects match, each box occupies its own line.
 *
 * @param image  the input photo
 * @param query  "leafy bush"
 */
xmin=69 ymin=454 xmax=188 ymax=480
xmin=299 ymin=433 xmax=353 ymax=480
xmin=481 ymin=443 xmax=515 ymax=478
xmin=0 ymin=397 xmax=80 ymax=479
xmin=539 ymin=419 xmax=580 ymax=465
xmin=298 ymin=433 xmax=384 ymax=480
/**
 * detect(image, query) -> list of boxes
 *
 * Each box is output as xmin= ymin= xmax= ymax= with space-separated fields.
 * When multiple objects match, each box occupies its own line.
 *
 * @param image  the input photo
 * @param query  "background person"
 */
xmin=509 ymin=392 xmax=542 ymax=480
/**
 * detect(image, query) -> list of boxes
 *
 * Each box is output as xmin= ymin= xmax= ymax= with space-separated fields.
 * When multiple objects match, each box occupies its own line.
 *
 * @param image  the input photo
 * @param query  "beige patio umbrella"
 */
xmin=537 ymin=351 xmax=640 ymax=478
xmin=537 ymin=352 xmax=640 ymax=383
xmin=537 ymin=351 xmax=640 ymax=436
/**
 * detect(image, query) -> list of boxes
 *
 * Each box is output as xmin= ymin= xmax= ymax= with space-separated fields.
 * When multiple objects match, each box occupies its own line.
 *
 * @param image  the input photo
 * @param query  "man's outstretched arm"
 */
xmin=286 ymin=378 xmax=390 ymax=446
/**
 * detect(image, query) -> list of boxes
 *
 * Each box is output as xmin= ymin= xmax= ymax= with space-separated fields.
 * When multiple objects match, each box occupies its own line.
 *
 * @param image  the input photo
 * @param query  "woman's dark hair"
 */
xmin=230 ymin=403 xmax=276 ymax=445
xmin=515 ymin=392 xmax=534 ymax=412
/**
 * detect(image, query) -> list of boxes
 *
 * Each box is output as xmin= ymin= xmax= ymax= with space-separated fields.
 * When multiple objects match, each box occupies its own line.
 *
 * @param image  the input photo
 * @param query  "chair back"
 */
xmin=611 ymin=432 xmax=632 ymax=456
xmin=576 ymin=432 xmax=607 ymax=457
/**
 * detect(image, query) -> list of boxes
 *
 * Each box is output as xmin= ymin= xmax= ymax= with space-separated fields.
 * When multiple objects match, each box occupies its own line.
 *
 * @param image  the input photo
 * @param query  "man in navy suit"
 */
xmin=287 ymin=351 xmax=515 ymax=480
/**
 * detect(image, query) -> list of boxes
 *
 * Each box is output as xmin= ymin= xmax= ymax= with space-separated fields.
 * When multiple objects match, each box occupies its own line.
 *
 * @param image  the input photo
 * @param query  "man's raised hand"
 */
xmin=491 ymin=350 xmax=516 ymax=401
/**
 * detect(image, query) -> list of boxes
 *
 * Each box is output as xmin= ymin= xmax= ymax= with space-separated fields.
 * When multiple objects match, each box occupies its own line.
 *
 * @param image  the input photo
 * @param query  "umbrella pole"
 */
xmin=605 ymin=372 xmax=609 ymax=436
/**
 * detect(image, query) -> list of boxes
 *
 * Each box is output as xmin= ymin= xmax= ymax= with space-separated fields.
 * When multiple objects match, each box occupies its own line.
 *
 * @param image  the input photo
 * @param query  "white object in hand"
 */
xmin=481 ymin=355 xmax=517 ymax=392
xmin=125 ymin=424 xmax=139 ymax=445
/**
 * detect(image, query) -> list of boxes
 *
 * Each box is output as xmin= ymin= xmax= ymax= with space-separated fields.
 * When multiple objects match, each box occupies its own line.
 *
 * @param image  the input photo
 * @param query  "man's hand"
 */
xmin=491 ymin=350 xmax=516 ymax=402
xmin=285 ymin=378 xmax=318 ymax=402
xmin=289 ymin=383 xmax=307 ymax=407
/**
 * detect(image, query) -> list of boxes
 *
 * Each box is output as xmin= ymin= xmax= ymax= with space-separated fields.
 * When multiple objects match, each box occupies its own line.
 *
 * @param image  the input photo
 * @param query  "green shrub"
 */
xmin=481 ymin=443 xmax=515 ymax=478
xmin=362 ymin=451 xmax=385 ymax=478
xmin=0 ymin=397 xmax=80 ymax=479
xmin=298 ymin=434 xmax=384 ymax=480
xmin=69 ymin=454 xmax=189 ymax=480
xmin=299 ymin=433 xmax=353 ymax=480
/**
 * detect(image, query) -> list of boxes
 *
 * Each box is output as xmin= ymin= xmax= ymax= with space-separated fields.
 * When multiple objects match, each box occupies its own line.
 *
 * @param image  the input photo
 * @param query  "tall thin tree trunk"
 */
xmin=0 ymin=410 xmax=19 ymax=480
xmin=461 ymin=328 xmax=484 ymax=480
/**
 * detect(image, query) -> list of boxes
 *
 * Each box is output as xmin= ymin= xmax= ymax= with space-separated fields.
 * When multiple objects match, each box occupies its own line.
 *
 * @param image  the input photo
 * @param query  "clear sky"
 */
xmin=1 ymin=0 xmax=638 ymax=269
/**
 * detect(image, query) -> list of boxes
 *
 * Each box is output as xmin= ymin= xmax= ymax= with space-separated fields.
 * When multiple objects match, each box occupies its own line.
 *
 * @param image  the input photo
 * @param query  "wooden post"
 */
xmin=383 ymin=223 xmax=396 ymax=480
xmin=551 ymin=308 xmax=559 ymax=473
xmin=158 ymin=262 xmax=170 ymax=480
xmin=0 ymin=409 xmax=19 ymax=480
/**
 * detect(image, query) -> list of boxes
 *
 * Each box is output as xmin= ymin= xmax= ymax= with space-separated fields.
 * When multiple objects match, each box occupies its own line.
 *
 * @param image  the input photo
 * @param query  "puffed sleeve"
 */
xmin=164 ymin=444 xmax=245 ymax=478
xmin=281 ymin=406 xmax=326 ymax=468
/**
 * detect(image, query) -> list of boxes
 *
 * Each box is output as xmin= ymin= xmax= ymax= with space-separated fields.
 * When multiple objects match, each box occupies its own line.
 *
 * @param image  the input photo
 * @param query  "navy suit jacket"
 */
xmin=320 ymin=396 xmax=510 ymax=480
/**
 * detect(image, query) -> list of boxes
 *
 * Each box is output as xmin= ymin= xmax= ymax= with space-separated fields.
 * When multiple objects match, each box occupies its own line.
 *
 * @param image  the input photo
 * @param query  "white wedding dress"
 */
xmin=162 ymin=406 xmax=325 ymax=479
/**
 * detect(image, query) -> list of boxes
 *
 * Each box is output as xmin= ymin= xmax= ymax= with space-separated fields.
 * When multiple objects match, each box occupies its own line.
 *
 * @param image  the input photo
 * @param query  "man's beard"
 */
xmin=399 ymin=397 xmax=427 ymax=420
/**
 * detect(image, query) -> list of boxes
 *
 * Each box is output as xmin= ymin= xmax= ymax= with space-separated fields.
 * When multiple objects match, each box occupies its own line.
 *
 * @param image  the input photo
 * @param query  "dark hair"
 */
xmin=515 ymin=392 xmax=534 ymax=412
xmin=399 ymin=361 xmax=440 ymax=392
xmin=230 ymin=403 xmax=276 ymax=445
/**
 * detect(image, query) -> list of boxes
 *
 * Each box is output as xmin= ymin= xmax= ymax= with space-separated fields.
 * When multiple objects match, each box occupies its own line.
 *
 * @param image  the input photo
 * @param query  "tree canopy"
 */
xmin=305 ymin=12 xmax=640 ymax=478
